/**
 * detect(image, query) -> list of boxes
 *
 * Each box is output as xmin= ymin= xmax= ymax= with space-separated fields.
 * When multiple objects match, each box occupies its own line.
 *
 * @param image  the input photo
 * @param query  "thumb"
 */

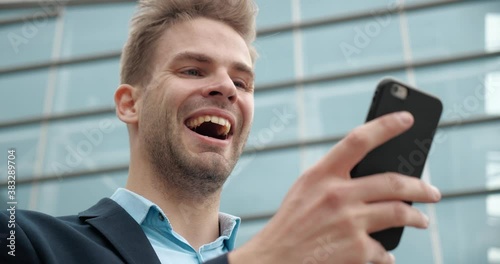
xmin=312 ymin=111 xmax=413 ymax=179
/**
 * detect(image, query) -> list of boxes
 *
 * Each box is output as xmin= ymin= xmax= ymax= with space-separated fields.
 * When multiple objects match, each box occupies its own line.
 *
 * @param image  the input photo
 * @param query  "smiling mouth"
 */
xmin=186 ymin=115 xmax=232 ymax=140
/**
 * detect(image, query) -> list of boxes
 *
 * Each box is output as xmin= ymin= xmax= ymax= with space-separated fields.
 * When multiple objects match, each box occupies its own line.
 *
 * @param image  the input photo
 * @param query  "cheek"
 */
xmin=160 ymin=90 xmax=183 ymax=113
xmin=247 ymin=103 xmax=254 ymax=124
xmin=240 ymin=95 xmax=254 ymax=126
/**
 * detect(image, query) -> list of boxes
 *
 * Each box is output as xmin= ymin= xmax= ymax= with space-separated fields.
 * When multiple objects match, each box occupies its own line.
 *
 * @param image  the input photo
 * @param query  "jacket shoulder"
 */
xmin=0 ymin=198 xmax=128 ymax=264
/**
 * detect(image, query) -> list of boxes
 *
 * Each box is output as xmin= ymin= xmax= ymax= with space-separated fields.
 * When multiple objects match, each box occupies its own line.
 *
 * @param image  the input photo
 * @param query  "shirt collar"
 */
xmin=110 ymin=188 xmax=240 ymax=250
xmin=218 ymin=212 xmax=240 ymax=250
xmin=110 ymin=187 xmax=160 ymax=224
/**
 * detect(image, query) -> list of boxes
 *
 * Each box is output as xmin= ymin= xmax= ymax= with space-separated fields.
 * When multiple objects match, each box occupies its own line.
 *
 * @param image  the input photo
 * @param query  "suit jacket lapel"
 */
xmin=78 ymin=198 xmax=161 ymax=264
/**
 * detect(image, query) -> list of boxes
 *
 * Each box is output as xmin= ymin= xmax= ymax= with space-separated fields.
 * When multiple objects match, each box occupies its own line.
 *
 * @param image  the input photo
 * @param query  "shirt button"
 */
xmin=158 ymin=213 xmax=165 ymax=221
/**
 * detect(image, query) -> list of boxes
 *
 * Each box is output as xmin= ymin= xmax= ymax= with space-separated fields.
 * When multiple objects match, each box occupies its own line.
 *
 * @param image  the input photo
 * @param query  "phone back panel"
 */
xmin=350 ymin=78 xmax=443 ymax=250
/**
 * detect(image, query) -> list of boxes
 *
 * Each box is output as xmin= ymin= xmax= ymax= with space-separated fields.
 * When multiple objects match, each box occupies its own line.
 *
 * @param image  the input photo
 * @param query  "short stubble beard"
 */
xmin=141 ymin=91 xmax=249 ymax=201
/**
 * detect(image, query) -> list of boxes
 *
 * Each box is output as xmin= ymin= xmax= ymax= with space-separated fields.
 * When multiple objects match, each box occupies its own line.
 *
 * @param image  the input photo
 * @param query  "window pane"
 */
xmin=42 ymin=114 xmax=129 ymax=176
xmin=0 ymin=8 xmax=50 ymax=20
xmin=255 ymin=0 xmax=292 ymax=29
xmin=0 ymin=17 xmax=57 ymax=68
xmin=16 ymin=171 xmax=127 ymax=216
xmin=254 ymin=31 xmax=295 ymax=85
xmin=415 ymin=56 xmax=500 ymax=122
xmin=299 ymin=0 xmax=449 ymax=22
xmin=299 ymin=0 xmax=395 ymax=21
xmin=53 ymin=58 xmax=119 ymax=114
xmin=0 ymin=124 xmax=41 ymax=179
xmin=249 ymin=88 xmax=299 ymax=146
xmin=301 ymin=14 xmax=404 ymax=77
xmin=407 ymin=1 xmax=500 ymax=60
xmin=0 ymin=68 xmax=49 ymax=122
xmin=436 ymin=194 xmax=500 ymax=264
xmin=221 ymin=149 xmax=301 ymax=216
xmin=60 ymin=3 xmax=136 ymax=58
xmin=430 ymin=121 xmax=500 ymax=193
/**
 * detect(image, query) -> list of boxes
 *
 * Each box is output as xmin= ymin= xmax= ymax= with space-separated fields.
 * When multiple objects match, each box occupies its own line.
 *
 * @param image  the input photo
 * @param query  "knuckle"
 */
xmin=324 ymin=186 xmax=346 ymax=208
xmin=384 ymin=172 xmax=405 ymax=193
xmin=346 ymin=235 xmax=370 ymax=262
xmin=320 ymin=183 xmax=355 ymax=214
xmin=352 ymin=235 xmax=370 ymax=254
xmin=337 ymin=209 xmax=357 ymax=230
xmin=345 ymin=128 xmax=370 ymax=149
xmin=392 ymin=202 xmax=409 ymax=224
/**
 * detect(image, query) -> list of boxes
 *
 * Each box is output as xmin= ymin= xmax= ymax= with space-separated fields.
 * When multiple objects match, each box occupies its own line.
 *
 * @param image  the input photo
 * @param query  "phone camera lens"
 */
xmin=391 ymin=85 xmax=400 ymax=93
xmin=390 ymin=84 xmax=408 ymax=100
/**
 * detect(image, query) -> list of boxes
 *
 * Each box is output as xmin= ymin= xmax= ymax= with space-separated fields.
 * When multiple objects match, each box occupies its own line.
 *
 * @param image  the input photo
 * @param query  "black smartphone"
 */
xmin=350 ymin=78 xmax=443 ymax=250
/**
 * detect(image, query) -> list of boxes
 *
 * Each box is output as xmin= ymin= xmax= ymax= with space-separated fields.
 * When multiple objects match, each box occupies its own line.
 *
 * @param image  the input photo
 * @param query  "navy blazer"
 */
xmin=0 ymin=198 xmax=229 ymax=264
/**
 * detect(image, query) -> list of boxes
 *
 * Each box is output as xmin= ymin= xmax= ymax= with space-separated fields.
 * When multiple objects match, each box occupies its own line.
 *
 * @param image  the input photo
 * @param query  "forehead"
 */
xmin=154 ymin=17 xmax=253 ymax=71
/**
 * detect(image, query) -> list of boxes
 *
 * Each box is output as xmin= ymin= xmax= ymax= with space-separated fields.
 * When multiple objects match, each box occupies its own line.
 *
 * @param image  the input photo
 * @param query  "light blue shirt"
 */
xmin=110 ymin=188 xmax=240 ymax=264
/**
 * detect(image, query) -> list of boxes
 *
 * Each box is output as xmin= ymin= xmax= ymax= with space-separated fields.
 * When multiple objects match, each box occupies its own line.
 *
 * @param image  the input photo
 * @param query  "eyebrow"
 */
xmin=171 ymin=51 xmax=254 ymax=79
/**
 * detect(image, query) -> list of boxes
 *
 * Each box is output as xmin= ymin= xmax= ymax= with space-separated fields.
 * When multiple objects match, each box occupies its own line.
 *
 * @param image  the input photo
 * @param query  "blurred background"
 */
xmin=1 ymin=0 xmax=500 ymax=263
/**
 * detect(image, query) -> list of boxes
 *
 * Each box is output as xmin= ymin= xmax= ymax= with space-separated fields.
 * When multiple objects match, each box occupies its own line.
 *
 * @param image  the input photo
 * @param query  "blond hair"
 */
xmin=120 ymin=0 xmax=258 ymax=88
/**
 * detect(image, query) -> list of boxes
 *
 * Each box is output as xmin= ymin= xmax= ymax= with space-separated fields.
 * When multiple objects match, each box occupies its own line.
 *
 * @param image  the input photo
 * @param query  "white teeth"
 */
xmin=212 ymin=116 xmax=219 ymax=124
xmin=186 ymin=115 xmax=232 ymax=135
xmin=217 ymin=118 xmax=225 ymax=126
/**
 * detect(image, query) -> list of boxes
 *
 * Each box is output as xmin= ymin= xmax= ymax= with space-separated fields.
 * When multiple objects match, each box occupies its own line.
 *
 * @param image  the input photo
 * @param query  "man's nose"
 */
xmin=202 ymin=73 xmax=237 ymax=103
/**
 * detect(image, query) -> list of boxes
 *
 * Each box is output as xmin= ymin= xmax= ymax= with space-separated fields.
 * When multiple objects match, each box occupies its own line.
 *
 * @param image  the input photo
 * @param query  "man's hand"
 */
xmin=229 ymin=111 xmax=441 ymax=264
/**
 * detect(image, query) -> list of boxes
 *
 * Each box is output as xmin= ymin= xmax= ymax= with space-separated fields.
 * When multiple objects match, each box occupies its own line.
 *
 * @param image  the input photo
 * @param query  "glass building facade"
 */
xmin=1 ymin=0 xmax=500 ymax=263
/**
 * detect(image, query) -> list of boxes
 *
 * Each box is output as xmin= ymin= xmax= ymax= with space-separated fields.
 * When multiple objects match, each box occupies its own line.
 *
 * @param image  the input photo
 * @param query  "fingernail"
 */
xmin=422 ymin=212 xmax=429 ymax=227
xmin=389 ymin=253 xmax=396 ymax=262
xmin=431 ymin=185 xmax=441 ymax=200
xmin=397 ymin=111 xmax=412 ymax=125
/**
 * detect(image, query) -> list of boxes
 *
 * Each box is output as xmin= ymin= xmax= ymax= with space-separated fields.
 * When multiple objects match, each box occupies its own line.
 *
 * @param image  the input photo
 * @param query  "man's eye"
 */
xmin=234 ymin=80 xmax=247 ymax=89
xmin=183 ymin=69 xmax=202 ymax=76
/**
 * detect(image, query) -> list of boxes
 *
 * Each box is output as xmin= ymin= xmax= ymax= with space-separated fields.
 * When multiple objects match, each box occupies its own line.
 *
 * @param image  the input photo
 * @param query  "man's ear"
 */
xmin=114 ymin=84 xmax=140 ymax=125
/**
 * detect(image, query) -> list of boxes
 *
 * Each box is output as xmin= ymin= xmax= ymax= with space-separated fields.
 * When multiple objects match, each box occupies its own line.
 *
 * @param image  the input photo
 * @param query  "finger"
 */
xmin=314 ymin=111 xmax=414 ymax=178
xmin=366 ymin=237 xmax=395 ymax=264
xmin=362 ymin=201 xmax=429 ymax=233
xmin=352 ymin=172 xmax=441 ymax=203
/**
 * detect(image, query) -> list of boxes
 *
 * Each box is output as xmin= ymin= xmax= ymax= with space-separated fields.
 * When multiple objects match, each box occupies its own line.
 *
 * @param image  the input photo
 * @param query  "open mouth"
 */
xmin=186 ymin=115 xmax=232 ymax=140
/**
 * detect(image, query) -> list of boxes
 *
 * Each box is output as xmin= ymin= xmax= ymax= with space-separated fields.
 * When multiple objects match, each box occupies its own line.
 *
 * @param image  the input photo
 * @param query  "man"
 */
xmin=1 ymin=0 xmax=441 ymax=263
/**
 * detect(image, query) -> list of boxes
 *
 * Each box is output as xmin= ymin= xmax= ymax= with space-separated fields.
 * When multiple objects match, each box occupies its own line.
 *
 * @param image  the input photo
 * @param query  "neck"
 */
xmin=126 ymin=149 xmax=222 ymax=250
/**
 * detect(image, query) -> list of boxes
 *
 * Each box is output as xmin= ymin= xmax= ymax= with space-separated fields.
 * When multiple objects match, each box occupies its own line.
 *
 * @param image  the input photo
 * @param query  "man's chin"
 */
xmin=195 ymin=154 xmax=234 ymax=178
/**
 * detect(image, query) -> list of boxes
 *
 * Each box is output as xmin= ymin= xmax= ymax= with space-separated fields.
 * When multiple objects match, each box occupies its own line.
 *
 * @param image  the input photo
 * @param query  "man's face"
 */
xmin=138 ymin=17 xmax=254 ymax=196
